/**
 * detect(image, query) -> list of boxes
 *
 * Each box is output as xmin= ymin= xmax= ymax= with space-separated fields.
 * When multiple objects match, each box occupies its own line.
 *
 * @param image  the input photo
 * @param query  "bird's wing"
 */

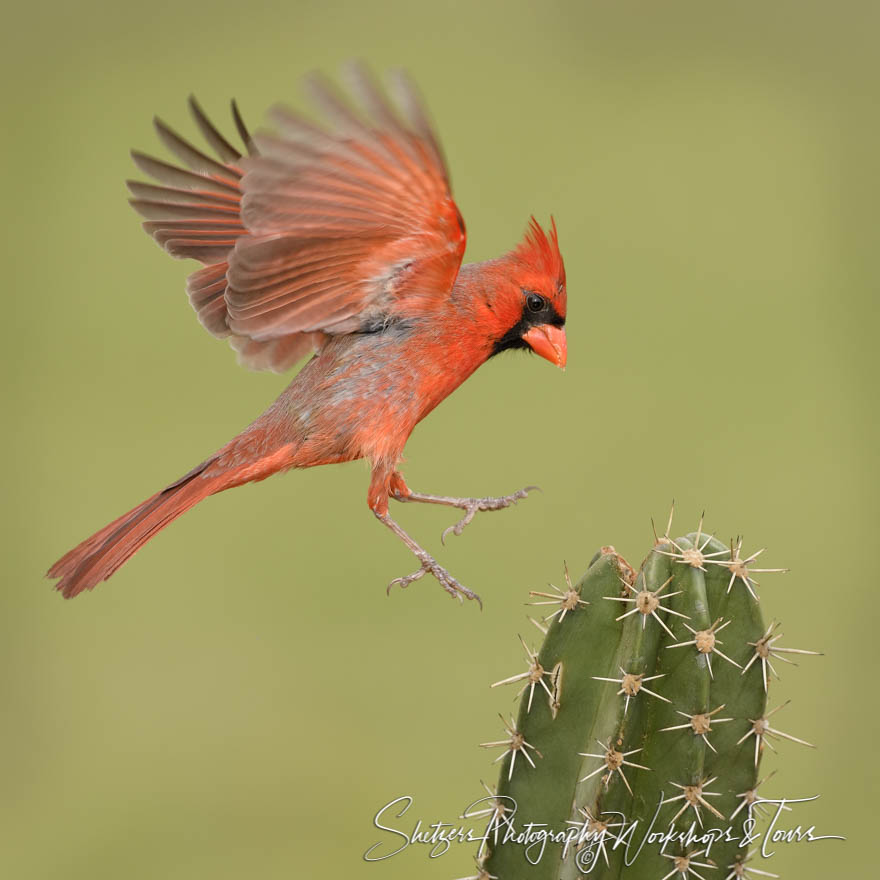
xmin=127 ymin=65 xmax=465 ymax=372
xmin=229 ymin=66 xmax=466 ymax=341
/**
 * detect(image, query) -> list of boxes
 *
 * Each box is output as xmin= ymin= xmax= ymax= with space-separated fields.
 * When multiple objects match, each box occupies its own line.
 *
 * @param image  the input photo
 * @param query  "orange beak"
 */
xmin=523 ymin=324 xmax=567 ymax=369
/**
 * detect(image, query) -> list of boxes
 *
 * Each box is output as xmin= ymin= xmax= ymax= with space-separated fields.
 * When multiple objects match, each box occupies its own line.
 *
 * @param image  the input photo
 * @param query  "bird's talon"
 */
xmin=387 ymin=556 xmax=481 ymax=607
xmin=386 ymin=562 xmax=430 ymax=594
xmin=438 ymin=486 xmax=538 ymax=541
xmin=380 ymin=483 xmax=535 ymax=605
xmin=427 ymin=561 xmax=482 ymax=607
xmin=440 ymin=505 xmax=477 ymax=544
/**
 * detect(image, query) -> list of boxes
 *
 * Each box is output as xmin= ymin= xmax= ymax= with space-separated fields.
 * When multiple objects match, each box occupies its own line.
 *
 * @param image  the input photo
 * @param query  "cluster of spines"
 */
xmin=472 ymin=513 xmax=819 ymax=880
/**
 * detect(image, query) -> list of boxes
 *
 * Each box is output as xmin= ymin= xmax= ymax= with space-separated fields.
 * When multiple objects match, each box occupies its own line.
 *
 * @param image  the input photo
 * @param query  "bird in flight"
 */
xmin=47 ymin=64 xmax=567 ymax=605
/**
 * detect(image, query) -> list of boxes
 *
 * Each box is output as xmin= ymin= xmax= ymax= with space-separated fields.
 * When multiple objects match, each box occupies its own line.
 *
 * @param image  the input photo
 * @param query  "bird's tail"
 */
xmin=47 ymin=423 xmax=295 ymax=599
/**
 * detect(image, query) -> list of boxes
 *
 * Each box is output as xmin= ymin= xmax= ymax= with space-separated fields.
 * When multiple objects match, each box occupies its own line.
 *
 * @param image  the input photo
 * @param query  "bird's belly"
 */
xmin=284 ymin=325 xmax=477 ymax=466
xmin=282 ymin=338 xmax=420 ymax=465
xmin=281 ymin=329 xmax=481 ymax=468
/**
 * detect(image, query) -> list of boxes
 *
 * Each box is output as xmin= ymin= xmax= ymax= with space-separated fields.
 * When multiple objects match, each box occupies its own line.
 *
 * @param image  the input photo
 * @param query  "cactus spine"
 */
xmin=478 ymin=521 xmax=816 ymax=879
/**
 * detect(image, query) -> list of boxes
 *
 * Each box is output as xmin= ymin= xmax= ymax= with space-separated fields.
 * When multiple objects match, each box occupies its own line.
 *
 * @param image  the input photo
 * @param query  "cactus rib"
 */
xmin=478 ymin=524 xmax=814 ymax=880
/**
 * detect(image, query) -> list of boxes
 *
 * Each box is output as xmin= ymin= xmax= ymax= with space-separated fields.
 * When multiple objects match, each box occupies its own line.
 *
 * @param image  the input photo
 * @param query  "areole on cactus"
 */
xmin=472 ymin=513 xmax=819 ymax=880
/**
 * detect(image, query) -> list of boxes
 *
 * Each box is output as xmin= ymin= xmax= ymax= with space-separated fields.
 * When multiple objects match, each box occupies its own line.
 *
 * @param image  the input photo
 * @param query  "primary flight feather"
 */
xmin=48 ymin=64 xmax=567 ymax=604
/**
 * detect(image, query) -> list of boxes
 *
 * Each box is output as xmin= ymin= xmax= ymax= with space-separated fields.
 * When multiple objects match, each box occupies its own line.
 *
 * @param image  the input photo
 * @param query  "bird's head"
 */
xmin=485 ymin=217 xmax=567 ymax=368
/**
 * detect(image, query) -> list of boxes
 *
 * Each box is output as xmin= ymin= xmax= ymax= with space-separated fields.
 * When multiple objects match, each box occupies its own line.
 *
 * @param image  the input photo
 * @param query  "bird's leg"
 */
xmin=369 ymin=469 xmax=482 ymax=606
xmin=389 ymin=471 xmax=539 ymax=544
xmin=373 ymin=510 xmax=482 ymax=606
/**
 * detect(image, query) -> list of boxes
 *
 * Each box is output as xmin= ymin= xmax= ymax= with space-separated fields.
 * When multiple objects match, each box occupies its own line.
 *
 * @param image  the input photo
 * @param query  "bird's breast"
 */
xmin=283 ymin=321 xmax=487 ymax=466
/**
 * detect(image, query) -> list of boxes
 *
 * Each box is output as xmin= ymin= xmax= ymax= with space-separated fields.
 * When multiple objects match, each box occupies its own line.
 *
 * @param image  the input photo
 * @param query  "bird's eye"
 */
xmin=526 ymin=293 xmax=546 ymax=313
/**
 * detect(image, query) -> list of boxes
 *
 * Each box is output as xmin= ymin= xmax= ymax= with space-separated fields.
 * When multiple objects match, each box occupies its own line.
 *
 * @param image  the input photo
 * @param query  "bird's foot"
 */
xmin=374 ymin=509 xmax=482 ymax=607
xmin=396 ymin=485 xmax=539 ymax=544
xmin=439 ymin=486 xmax=539 ymax=543
xmin=387 ymin=552 xmax=482 ymax=607
xmin=394 ymin=482 xmax=539 ymax=544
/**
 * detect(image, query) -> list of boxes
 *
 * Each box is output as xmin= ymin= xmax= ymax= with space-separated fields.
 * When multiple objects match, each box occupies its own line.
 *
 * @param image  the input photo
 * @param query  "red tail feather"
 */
xmin=47 ymin=460 xmax=220 ymax=599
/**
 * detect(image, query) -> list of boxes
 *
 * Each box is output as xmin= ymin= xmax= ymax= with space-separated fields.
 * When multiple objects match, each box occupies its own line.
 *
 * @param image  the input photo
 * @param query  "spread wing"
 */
xmin=127 ymin=64 xmax=466 ymax=372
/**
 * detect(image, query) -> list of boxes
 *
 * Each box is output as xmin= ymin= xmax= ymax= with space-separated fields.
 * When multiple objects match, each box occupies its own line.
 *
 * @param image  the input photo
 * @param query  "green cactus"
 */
xmin=475 ymin=518 xmax=817 ymax=880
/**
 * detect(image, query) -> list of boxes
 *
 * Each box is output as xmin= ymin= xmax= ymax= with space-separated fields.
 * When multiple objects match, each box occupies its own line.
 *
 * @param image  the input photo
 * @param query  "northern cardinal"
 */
xmin=47 ymin=65 xmax=567 ymax=604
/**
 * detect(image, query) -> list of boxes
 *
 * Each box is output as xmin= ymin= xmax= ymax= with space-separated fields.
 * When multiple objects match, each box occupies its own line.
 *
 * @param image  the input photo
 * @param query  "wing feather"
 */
xmin=130 ymin=151 xmax=239 ymax=194
xmin=127 ymin=64 xmax=465 ymax=372
xmin=126 ymin=179 xmax=239 ymax=207
xmin=187 ymin=95 xmax=243 ymax=163
xmin=152 ymin=117 xmax=242 ymax=180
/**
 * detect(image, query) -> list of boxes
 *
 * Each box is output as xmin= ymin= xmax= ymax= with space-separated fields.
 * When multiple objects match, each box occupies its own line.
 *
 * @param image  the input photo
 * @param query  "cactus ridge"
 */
xmin=478 ymin=519 xmax=817 ymax=880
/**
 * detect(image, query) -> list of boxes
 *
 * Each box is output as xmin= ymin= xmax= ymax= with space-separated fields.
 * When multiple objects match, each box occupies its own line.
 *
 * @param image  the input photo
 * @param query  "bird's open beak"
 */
xmin=523 ymin=324 xmax=567 ymax=369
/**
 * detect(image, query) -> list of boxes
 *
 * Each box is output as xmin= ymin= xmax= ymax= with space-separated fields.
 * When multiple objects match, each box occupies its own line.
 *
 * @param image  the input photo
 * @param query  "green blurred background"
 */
xmin=2 ymin=0 xmax=875 ymax=876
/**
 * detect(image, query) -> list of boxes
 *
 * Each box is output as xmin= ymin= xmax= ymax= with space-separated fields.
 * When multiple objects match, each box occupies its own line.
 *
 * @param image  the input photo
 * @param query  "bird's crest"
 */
xmin=512 ymin=216 xmax=565 ymax=288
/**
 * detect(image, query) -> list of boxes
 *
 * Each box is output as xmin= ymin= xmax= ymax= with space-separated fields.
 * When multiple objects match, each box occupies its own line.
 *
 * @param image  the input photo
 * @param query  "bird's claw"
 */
xmin=380 ymin=482 xmax=538 ymax=607
xmin=387 ymin=555 xmax=482 ymax=608
xmin=387 ymin=564 xmax=428 ymax=592
xmin=441 ymin=508 xmax=478 ymax=545
xmin=440 ymin=485 xmax=540 ymax=545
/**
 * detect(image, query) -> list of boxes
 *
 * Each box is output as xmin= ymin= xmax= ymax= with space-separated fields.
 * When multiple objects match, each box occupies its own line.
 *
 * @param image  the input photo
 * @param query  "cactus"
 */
xmin=474 ymin=516 xmax=818 ymax=879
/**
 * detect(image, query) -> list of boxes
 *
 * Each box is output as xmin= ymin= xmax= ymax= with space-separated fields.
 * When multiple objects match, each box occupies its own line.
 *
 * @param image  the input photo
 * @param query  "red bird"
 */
xmin=47 ymin=65 xmax=567 ymax=604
